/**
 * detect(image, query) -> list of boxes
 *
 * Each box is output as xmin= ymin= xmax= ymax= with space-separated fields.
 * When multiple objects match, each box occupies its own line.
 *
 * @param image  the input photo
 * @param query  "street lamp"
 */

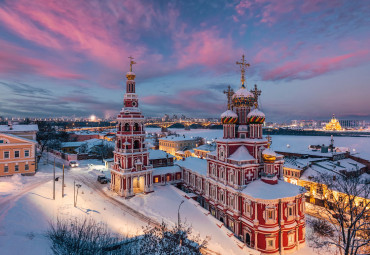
xmin=74 ymin=180 xmax=82 ymax=207
xmin=178 ymin=200 xmax=184 ymax=227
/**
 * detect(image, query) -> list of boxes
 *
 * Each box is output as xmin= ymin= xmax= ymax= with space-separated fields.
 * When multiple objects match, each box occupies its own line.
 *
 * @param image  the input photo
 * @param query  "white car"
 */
xmin=69 ymin=161 xmax=79 ymax=167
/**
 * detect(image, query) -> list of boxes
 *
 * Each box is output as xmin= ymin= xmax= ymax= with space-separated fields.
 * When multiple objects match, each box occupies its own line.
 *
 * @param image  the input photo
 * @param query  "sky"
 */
xmin=0 ymin=0 xmax=369 ymax=122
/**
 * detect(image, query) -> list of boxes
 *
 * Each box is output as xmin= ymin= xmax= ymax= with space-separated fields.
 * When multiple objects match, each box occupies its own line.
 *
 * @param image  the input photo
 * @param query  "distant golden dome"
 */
xmin=324 ymin=114 xmax=342 ymax=131
xmin=262 ymin=148 xmax=276 ymax=162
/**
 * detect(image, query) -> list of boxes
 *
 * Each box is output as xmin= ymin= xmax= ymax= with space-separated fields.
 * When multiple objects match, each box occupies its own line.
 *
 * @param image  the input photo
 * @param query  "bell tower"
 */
xmin=111 ymin=56 xmax=154 ymax=198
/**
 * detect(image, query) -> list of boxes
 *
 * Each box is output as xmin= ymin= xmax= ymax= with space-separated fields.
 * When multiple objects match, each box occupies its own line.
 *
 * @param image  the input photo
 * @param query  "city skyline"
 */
xmin=0 ymin=0 xmax=369 ymax=121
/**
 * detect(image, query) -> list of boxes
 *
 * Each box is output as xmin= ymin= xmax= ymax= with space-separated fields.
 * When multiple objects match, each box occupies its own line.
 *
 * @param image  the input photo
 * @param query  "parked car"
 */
xmin=69 ymin=161 xmax=79 ymax=167
xmin=97 ymin=175 xmax=108 ymax=184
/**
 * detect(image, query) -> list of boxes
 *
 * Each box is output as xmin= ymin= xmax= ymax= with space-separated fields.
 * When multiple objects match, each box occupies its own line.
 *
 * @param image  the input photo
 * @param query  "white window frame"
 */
xmin=14 ymin=150 xmax=20 ymax=158
xmin=287 ymin=203 xmax=295 ymax=221
xmin=24 ymin=150 xmax=30 ymax=157
xmin=245 ymin=200 xmax=252 ymax=217
xmin=4 ymin=151 xmax=10 ymax=159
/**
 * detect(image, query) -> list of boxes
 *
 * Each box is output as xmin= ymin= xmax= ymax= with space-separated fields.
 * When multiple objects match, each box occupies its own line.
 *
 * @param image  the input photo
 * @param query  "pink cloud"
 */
xmin=261 ymin=50 xmax=370 ymax=81
xmin=0 ymin=40 xmax=84 ymax=80
xmin=176 ymin=28 xmax=241 ymax=70
xmin=0 ymin=0 xmax=167 ymax=71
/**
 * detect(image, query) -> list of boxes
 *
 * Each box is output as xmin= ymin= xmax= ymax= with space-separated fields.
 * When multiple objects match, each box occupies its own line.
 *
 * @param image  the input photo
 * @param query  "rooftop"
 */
xmin=227 ymin=146 xmax=255 ymax=162
xmin=242 ymin=179 xmax=304 ymax=200
xmin=0 ymin=124 xmax=38 ymax=132
xmin=149 ymin=149 xmax=174 ymax=160
xmin=159 ymin=135 xmax=198 ymax=142
xmin=176 ymin=157 xmax=207 ymax=176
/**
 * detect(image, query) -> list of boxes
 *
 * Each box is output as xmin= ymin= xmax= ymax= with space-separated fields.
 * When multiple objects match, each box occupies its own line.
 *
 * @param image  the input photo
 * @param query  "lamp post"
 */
xmin=178 ymin=200 xmax=184 ymax=227
xmin=74 ymin=181 xmax=82 ymax=207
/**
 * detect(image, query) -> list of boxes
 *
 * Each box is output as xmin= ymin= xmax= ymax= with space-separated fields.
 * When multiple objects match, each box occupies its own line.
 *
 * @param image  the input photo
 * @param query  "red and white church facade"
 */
xmin=111 ymin=58 xmax=154 ymax=197
xmin=111 ymin=56 xmax=306 ymax=254
xmin=181 ymin=56 xmax=306 ymax=254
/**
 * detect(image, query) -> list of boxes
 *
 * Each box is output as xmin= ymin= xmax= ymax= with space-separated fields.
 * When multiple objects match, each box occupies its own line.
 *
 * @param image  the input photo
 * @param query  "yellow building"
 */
xmin=284 ymin=158 xmax=368 ymax=208
xmin=0 ymin=133 xmax=37 ymax=177
xmin=324 ymin=114 xmax=342 ymax=131
xmin=158 ymin=136 xmax=200 ymax=158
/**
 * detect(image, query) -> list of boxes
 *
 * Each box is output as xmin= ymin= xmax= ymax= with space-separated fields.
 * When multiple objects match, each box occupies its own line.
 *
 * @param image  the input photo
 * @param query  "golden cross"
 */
xmin=223 ymin=85 xmax=234 ymax=110
xmin=236 ymin=54 xmax=250 ymax=88
xmin=266 ymin=135 xmax=272 ymax=148
xmin=128 ymin=56 xmax=136 ymax=72
xmin=250 ymin=84 xmax=261 ymax=107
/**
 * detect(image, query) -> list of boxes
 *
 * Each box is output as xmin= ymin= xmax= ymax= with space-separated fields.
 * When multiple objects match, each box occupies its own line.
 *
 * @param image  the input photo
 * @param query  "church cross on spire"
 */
xmin=250 ymin=84 xmax=261 ymax=107
xmin=266 ymin=135 xmax=272 ymax=148
xmin=236 ymin=54 xmax=250 ymax=88
xmin=223 ymin=85 xmax=234 ymax=110
xmin=128 ymin=56 xmax=136 ymax=72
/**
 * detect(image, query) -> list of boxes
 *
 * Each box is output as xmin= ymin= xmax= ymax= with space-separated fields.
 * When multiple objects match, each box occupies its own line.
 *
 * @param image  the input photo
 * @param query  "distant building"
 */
xmin=324 ymin=114 xmax=342 ymax=131
xmin=0 ymin=133 xmax=37 ymax=177
xmin=193 ymin=142 xmax=216 ymax=158
xmin=0 ymin=122 xmax=38 ymax=140
xmin=158 ymin=135 xmax=200 ymax=158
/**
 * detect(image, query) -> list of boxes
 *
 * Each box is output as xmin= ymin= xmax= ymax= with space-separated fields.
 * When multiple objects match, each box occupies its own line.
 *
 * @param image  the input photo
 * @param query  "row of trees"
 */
xmin=46 ymin=216 xmax=208 ymax=255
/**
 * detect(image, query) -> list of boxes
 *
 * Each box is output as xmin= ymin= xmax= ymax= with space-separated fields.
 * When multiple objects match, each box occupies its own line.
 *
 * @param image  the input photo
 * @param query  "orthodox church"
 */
xmin=181 ymin=55 xmax=306 ymax=254
xmin=324 ymin=114 xmax=342 ymax=131
xmin=111 ymin=56 xmax=306 ymax=255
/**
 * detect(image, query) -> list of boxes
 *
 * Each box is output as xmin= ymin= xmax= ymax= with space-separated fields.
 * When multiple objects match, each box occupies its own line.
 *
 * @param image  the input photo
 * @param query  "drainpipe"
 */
xmin=279 ymin=199 xmax=282 ymax=255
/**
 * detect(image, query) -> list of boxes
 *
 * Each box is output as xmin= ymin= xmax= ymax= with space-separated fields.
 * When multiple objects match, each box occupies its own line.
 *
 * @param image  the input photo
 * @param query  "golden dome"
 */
xmin=126 ymin=72 xmax=136 ymax=80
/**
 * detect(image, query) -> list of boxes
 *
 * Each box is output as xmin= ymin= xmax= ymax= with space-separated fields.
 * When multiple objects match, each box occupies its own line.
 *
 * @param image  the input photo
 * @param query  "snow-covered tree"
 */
xmin=308 ymin=173 xmax=370 ymax=255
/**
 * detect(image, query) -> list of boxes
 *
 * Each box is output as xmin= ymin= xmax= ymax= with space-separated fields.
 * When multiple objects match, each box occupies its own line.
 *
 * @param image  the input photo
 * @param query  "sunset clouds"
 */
xmin=0 ymin=0 xmax=369 ymax=119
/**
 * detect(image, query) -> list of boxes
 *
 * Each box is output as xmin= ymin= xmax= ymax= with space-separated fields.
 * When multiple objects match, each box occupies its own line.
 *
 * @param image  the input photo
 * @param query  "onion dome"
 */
xmin=221 ymin=110 xmax=238 ymax=124
xmin=126 ymin=72 xmax=136 ymax=80
xmin=247 ymin=108 xmax=265 ymax=124
xmin=262 ymin=148 xmax=276 ymax=162
xmin=232 ymin=86 xmax=255 ymax=107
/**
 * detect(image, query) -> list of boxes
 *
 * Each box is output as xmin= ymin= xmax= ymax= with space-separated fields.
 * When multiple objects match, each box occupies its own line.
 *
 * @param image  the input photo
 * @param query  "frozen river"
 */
xmin=146 ymin=128 xmax=370 ymax=161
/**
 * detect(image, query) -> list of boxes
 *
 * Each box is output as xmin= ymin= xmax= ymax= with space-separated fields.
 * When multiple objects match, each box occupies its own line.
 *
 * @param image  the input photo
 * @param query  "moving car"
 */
xmin=97 ymin=175 xmax=108 ymax=184
xmin=69 ymin=161 xmax=79 ymax=167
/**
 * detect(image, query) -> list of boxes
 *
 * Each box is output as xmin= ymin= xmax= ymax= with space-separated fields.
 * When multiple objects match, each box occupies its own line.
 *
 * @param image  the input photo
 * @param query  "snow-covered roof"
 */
xmin=241 ymin=179 xmax=304 ymax=200
xmin=194 ymin=143 xmax=216 ymax=152
xmin=247 ymin=108 xmax=265 ymax=118
xmin=176 ymin=157 xmax=207 ymax=176
xmin=149 ymin=150 xmax=174 ymax=160
xmin=153 ymin=165 xmax=181 ymax=175
xmin=227 ymin=146 xmax=255 ymax=162
xmin=0 ymin=124 xmax=38 ymax=132
xmin=159 ymin=136 xmax=197 ymax=142
xmin=61 ymin=141 xmax=86 ymax=148
xmin=221 ymin=110 xmax=237 ymax=118
xmin=232 ymin=87 xmax=253 ymax=98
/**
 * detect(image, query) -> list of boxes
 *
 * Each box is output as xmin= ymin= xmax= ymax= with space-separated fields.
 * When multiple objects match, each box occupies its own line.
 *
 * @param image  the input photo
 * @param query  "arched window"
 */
xmin=118 ymin=140 xmax=121 ymax=149
xmin=134 ymin=123 xmax=139 ymax=131
xmin=118 ymin=123 xmax=121 ymax=131
xmin=134 ymin=140 xmax=140 ymax=149
xmin=125 ymin=123 xmax=130 ymax=131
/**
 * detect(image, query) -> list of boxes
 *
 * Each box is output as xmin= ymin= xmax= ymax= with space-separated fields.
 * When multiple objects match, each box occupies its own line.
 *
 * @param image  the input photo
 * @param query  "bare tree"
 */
xmin=308 ymin=173 xmax=370 ymax=255
xmin=46 ymin=217 xmax=127 ymax=255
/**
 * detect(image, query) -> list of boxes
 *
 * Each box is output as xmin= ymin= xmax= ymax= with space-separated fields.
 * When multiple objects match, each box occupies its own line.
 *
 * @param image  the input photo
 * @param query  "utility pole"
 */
xmin=62 ymin=164 xmax=65 ymax=198
xmin=53 ymin=158 xmax=55 ymax=200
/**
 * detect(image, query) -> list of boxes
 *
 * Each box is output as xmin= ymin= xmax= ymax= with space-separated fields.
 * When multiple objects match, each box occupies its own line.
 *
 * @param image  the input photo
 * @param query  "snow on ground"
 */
xmin=114 ymin=185 xmax=258 ymax=255
xmin=147 ymin=128 xmax=370 ymax=160
xmin=0 ymin=160 xmax=146 ymax=255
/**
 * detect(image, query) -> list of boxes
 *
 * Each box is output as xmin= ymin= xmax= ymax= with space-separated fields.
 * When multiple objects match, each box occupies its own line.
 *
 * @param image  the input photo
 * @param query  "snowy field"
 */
xmin=146 ymin=128 xmax=370 ymax=160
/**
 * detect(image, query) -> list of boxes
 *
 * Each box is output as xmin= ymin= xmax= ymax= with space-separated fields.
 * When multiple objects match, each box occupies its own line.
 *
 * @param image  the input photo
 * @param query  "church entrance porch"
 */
xmin=133 ymin=176 xmax=145 ymax=194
